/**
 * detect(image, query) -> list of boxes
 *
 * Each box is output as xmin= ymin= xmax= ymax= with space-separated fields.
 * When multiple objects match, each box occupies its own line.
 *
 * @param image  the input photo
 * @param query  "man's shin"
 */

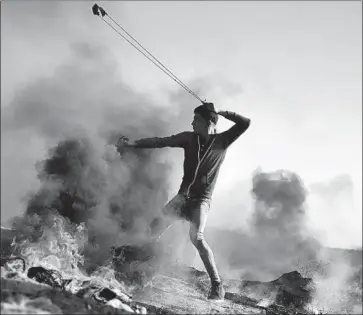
xmin=196 ymin=240 xmax=221 ymax=283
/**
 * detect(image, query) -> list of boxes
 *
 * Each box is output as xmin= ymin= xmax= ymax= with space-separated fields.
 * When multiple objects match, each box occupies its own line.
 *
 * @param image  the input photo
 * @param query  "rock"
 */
xmin=134 ymin=305 xmax=147 ymax=314
xmin=27 ymin=266 xmax=63 ymax=288
xmin=107 ymin=299 xmax=135 ymax=313
xmin=98 ymin=287 xmax=117 ymax=300
xmin=240 ymin=270 xmax=314 ymax=310
xmin=272 ymin=271 xmax=314 ymax=308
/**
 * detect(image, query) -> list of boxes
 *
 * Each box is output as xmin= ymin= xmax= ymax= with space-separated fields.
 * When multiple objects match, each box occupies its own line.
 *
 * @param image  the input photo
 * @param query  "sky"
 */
xmin=1 ymin=1 xmax=362 ymax=249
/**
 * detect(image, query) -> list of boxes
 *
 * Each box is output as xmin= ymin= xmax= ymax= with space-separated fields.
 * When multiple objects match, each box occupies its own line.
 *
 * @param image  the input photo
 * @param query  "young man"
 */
xmin=116 ymin=102 xmax=251 ymax=300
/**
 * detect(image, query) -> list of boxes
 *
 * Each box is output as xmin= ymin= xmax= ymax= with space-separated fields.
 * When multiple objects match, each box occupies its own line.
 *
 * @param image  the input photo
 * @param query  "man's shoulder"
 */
xmin=180 ymin=131 xmax=194 ymax=135
xmin=172 ymin=131 xmax=195 ymax=145
xmin=178 ymin=131 xmax=194 ymax=138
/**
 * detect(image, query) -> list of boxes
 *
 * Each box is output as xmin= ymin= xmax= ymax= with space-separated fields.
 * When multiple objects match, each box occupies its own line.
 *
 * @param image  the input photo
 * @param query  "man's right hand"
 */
xmin=115 ymin=136 xmax=135 ymax=154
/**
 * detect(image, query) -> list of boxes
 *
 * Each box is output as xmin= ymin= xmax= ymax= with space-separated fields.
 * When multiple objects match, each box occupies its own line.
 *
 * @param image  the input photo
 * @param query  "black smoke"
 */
xmin=2 ymin=42 xmax=201 ymax=270
xmin=251 ymin=170 xmax=313 ymax=244
xmin=203 ymin=169 xmax=321 ymax=281
xmin=250 ymin=170 xmax=320 ymax=265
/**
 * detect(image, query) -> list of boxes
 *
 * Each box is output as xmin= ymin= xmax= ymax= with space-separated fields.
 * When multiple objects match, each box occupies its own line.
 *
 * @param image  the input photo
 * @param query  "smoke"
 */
xmin=1 ymin=41 xmax=200 ymax=270
xmin=249 ymin=171 xmax=362 ymax=313
xmin=2 ymin=49 xmax=360 ymax=314
xmin=2 ymin=3 xmax=360 ymax=313
xmin=308 ymin=174 xmax=362 ymax=250
xmin=204 ymin=169 xmax=321 ymax=281
xmin=305 ymin=248 xmax=362 ymax=314
xmin=250 ymin=169 xmax=320 ymax=254
xmin=4 ymin=39 xmax=320 ymax=282
xmin=2 ymin=38 xmax=249 ymax=275
xmin=196 ymin=169 xmax=362 ymax=313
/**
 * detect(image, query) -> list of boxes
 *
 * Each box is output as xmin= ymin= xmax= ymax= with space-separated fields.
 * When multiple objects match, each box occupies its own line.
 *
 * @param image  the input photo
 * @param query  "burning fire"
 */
xmin=18 ymin=214 xmax=87 ymax=277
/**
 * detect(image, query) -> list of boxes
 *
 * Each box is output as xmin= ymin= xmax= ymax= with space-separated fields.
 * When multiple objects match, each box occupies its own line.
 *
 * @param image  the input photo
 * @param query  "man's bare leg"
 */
xmin=149 ymin=194 xmax=187 ymax=241
xmin=188 ymin=199 xmax=225 ymax=300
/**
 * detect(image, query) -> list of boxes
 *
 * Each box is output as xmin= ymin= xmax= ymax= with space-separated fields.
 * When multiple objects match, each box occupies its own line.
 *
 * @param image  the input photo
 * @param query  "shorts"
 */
xmin=161 ymin=194 xmax=210 ymax=222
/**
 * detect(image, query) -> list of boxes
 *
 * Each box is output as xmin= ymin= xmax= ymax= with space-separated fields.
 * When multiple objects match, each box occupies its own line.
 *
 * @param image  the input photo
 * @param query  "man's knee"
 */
xmin=196 ymin=231 xmax=205 ymax=242
xmin=189 ymin=230 xmax=205 ymax=248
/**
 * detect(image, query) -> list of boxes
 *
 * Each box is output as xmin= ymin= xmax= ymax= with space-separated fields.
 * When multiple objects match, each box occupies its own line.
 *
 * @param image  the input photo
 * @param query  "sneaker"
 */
xmin=208 ymin=281 xmax=225 ymax=301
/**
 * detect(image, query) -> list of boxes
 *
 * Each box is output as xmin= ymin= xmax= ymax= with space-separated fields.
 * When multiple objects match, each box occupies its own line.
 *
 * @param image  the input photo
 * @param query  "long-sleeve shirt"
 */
xmin=132 ymin=111 xmax=250 ymax=201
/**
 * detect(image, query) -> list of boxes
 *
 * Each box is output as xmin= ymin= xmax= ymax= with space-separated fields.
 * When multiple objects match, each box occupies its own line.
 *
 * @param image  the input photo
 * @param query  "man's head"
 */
xmin=192 ymin=102 xmax=218 ymax=135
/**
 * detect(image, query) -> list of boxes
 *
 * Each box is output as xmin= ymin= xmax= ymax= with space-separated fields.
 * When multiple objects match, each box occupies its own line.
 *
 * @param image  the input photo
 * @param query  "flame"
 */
xmin=10 ymin=212 xmax=133 ymax=299
xmin=17 ymin=213 xmax=87 ymax=277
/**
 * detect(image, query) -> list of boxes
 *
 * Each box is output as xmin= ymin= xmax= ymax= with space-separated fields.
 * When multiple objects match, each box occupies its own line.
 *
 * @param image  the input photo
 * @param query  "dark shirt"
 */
xmin=133 ymin=111 xmax=250 ymax=201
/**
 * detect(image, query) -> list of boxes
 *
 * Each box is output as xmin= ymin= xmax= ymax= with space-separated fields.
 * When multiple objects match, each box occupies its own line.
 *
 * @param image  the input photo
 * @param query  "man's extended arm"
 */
xmin=218 ymin=111 xmax=251 ymax=147
xmin=124 ymin=131 xmax=190 ymax=149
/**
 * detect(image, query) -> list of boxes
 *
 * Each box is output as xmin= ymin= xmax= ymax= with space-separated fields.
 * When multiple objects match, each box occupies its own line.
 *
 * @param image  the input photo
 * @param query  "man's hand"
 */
xmin=214 ymin=106 xmax=224 ymax=115
xmin=216 ymin=108 xmax=229 ymax=116
xmin=211 ymin=105 xmax=226 ymax=115
xmin=207 ymin=104 xmax=220 ymax=114
xmin=115 ymin=136 xmax=135 ymax=154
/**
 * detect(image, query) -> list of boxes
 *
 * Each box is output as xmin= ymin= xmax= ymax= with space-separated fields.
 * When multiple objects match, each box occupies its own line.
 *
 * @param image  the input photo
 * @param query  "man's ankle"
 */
xmin=211 ymin=280 xmax=222 ymax=290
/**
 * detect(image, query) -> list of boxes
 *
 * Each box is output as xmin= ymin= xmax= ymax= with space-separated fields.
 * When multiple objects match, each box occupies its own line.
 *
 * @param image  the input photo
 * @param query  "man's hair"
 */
xmin=194 ymin=102 xmax=219 ymax=125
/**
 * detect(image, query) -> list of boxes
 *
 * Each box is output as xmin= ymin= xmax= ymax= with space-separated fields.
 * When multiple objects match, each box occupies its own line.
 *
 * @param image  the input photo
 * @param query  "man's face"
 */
xmin=191 ymin=113 xmax=208 ymax=134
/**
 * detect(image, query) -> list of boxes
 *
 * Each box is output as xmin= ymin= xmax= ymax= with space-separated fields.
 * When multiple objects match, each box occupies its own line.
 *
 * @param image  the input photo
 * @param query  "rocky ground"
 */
xmin=1 ymin=225 xmax=362 ymax=314
xmin=1 ymin=255 xmax=317 ymax=315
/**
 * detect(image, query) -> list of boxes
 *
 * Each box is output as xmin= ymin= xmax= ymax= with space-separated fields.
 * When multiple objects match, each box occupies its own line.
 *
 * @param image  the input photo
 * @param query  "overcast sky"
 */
xmin=1 ymin=1 xmax=361 ymax=249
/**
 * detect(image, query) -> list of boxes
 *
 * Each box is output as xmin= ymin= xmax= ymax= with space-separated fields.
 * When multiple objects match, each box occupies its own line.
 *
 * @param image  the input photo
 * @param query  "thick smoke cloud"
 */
xmin=200 ymin=170 xmax=361 ymax=313
xmin=248 ymin=170 xmax=322 ymax=276
xmin=2 ymin=42 xmax=202 ymax=269
xmin=2 ymin=3 xmax=360 ymax=313
xmin=1 ymin=40 xmax=246 ymax=272
xmin=201 ymin=169 xmax=321 ymax=282
xmin=250 ymin=170 xmax=319 ymax=253
xmin=0 ymin=40 xmax=349 ymax=273
xmin=20 ymin=136 xmax=171 ymax=270
xmin=2 ymin=38 xmax=360 ymax=315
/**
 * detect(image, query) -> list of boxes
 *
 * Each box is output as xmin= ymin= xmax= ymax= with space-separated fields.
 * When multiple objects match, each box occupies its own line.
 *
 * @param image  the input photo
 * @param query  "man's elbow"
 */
xmin=241 ymin=117 xmax=251 ymax=131
xmin=246 ymin=118 xmax=251 ymax=127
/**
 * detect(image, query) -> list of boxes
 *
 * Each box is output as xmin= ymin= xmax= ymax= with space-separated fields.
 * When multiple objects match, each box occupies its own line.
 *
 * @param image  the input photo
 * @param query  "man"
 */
xmin=116 ymin=102 xmax=251 ymax=300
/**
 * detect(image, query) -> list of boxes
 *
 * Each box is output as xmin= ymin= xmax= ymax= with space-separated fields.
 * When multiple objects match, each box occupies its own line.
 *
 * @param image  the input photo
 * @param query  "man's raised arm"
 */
xmin=218 ymin=110 xmax=251 ymax=147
